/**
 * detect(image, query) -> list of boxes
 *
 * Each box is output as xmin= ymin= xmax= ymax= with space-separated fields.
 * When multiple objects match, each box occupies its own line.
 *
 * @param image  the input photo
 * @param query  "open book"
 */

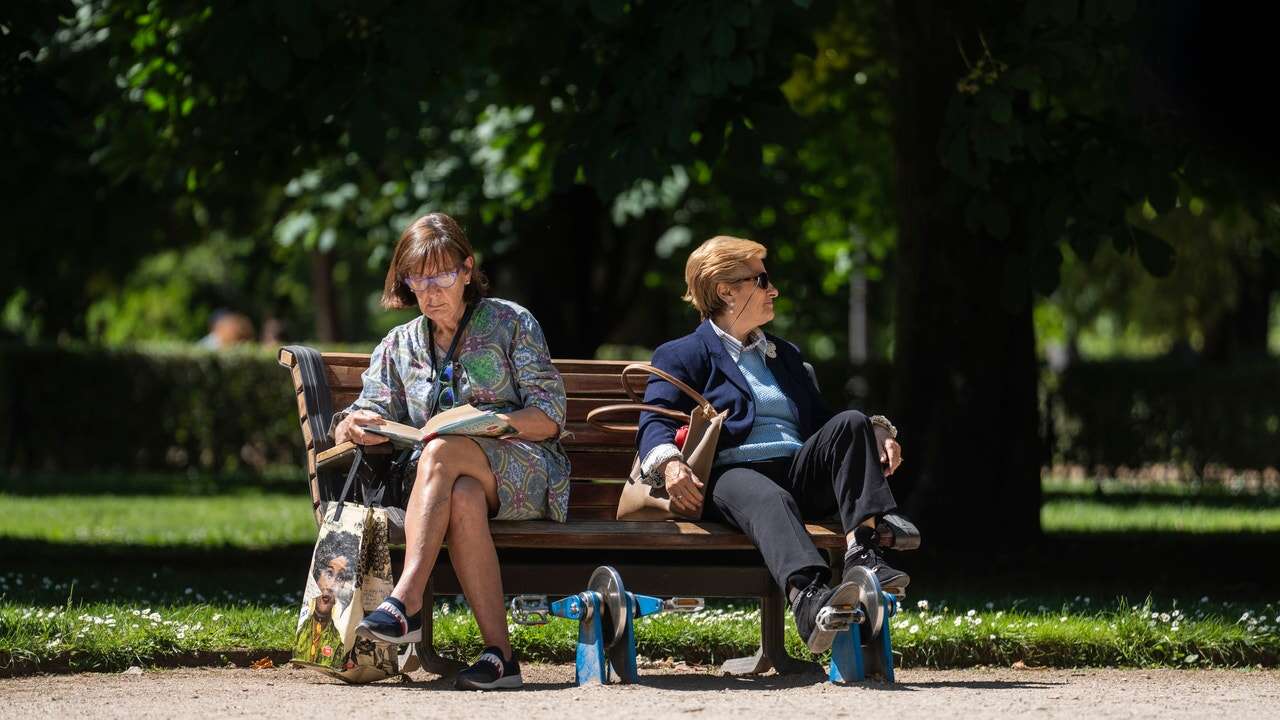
xmin=361 ymin=404 xmax=516 ymax=448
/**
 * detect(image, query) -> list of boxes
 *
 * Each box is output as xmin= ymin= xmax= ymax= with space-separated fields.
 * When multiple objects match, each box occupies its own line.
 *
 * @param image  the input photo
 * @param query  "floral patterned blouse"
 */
xmin=331 ymin=298 xmax=571 ymax=522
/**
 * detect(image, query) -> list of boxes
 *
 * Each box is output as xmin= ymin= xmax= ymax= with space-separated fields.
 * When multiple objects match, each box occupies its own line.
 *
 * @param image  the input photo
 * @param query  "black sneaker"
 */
xmin=454 ymin=646 xmax=523 ymax=690
xmin=845 ymin=525 xmax=910 ymax=597
xmin=792 ymin=579 xmax=862 ymax=653
xmin=355 ymin=597 xmax=422 ymax=644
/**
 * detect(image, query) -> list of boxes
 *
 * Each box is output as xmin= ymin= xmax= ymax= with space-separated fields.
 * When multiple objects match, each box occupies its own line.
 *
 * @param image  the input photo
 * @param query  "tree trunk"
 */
xmin=886 ymin=1 xmax=1043 ymax=543
xmin=310 ymin=249 xmax=341 ymax=343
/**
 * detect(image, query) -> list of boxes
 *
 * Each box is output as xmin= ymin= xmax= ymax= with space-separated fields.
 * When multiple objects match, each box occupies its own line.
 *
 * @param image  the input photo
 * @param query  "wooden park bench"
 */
xmin=278 ymin=347 xmax=847 ymax=676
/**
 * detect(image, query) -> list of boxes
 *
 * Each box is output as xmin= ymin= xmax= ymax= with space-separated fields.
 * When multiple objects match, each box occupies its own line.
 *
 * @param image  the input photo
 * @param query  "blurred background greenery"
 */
xmin=2 ymin=0 xmax=1279 ymax=542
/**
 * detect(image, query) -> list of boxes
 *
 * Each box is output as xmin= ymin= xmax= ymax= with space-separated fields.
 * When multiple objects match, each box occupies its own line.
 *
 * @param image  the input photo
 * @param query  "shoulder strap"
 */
xmin=621 ymin=362 xmax=714 ymax=411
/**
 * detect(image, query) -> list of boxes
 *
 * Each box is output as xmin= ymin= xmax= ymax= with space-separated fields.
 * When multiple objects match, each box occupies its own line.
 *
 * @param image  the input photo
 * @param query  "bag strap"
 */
xmin=332 ymin=445 xmax=369 ymax=521
xmin=586 ymin=403 xmax=688 ymax=433
xmin=621 ymin=363 xmax=714 ymax=409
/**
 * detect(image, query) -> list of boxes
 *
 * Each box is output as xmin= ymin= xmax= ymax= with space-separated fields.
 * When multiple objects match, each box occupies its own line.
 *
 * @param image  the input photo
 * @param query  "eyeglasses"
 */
xmin=438 ymin=361 xmax=463 ymax=410
xmin=728 ymin=271 xmax=770 ymax=290
xmin=405 ymin=267 xmax=461 ymax=292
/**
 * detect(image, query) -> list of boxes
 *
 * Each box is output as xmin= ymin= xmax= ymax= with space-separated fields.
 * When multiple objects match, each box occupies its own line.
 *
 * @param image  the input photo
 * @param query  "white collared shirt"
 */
xmin=707 ymin=320 xmax=768 ymax=362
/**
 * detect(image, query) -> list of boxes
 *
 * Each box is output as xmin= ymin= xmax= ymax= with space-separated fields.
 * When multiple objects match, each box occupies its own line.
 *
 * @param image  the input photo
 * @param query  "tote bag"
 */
xmin=586 ymin=363 xmax=727 ymax=520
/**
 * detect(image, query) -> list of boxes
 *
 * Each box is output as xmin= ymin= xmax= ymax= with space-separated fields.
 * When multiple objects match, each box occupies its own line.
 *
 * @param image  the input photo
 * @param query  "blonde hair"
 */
xmin=683 ymin=235 xmax=767 ymax=320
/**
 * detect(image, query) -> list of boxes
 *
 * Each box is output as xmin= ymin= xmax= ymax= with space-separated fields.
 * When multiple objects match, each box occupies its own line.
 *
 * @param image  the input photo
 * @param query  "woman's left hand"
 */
xmin=496 ymin=407 xmax=559 ymax=442
xmin=873 ymin=426 xmax=903 ymax=476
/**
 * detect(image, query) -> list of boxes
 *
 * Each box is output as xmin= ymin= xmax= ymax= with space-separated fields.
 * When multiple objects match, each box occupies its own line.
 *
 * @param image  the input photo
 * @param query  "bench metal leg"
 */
xmin=414 ymin=581 xmax=466 ymax=677
xmin=720 ymin=583 xmax=820 ymax=676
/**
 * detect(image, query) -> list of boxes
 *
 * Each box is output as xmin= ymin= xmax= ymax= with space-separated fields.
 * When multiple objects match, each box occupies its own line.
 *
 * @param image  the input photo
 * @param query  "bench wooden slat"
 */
xmin=560 ymin=373 xmax=646 ymax=397
xmin=565 ymin=450 xmax=635 ymax=479
xmin=484 ymin=520 xmax=844 ymax=549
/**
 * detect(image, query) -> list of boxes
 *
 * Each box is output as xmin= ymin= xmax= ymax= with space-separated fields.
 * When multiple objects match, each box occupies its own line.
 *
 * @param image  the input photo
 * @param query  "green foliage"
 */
xmin=0 ymin=343 xmax=300 ymax=475
xmin=1049 ymin=359 xmax=1280 ymax=476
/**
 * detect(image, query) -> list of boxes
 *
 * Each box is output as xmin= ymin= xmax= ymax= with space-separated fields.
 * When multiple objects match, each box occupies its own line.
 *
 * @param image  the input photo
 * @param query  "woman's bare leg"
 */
xmin=390 ymin=437 xmax=498 ymax=615
xmin=446 ymin=476 xmax=510 ymax=656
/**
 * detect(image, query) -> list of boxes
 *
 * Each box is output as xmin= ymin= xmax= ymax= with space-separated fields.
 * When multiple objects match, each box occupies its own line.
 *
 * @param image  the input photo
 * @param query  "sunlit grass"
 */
xmin=0 ymin=493 xmax=315 ymax=549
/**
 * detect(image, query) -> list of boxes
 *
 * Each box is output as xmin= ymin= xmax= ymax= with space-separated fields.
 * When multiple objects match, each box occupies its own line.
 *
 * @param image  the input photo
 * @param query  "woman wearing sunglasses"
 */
xmin=330 ymin=212 xmax=568 ymax=690
xmin=637 ymin=235 xmax=910 ymax=656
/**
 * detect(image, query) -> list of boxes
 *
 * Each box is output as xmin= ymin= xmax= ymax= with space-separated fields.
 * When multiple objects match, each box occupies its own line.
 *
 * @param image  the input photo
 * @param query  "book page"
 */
xmin=422 ymin=404 xmax=514 ymax=437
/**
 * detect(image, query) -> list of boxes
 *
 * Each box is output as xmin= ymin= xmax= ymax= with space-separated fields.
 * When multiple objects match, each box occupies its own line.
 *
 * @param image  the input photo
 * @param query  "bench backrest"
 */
xmin=279 ymin=351 xmax=649 ymax=520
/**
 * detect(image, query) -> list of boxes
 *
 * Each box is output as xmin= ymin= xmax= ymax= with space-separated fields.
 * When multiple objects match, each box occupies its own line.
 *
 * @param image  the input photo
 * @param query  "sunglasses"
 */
xmin=438 ymin=361 xmax=463 ymax=410
xmin=729 ymin=271 xmax=771 ymax=290
xmin=405 ymin=267 xmax=461 ymax=292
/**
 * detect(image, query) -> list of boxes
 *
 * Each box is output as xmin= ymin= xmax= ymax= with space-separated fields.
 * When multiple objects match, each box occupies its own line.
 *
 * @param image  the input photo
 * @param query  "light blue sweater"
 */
xmin=714 ymin=348 xmax=804 ymax=466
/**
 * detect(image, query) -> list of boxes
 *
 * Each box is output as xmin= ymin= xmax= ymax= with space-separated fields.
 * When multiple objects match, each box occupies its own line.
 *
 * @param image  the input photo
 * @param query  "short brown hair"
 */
xmin=381 ymin=213 xmax=490 ymax=308
xmin=683 ymin=235 xmax=767 ymax=319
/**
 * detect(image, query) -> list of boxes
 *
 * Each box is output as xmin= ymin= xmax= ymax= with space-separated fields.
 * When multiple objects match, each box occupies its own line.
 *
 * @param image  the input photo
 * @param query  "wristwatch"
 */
xmin=869 ymin=414 xmax=898 ymax=439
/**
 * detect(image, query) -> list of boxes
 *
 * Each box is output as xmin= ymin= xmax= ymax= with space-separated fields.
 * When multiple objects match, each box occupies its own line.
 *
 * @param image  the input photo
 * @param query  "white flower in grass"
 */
xmin=917 ymin=600 xmax=929 ymax=611
xmin=1170 ymin=623 xmax=1179 ymax=632
xmin=211 ymin=614 xmax=222 ymax=622
xmin=974 ymin=618 xmax=983 ymax=626
xmin=909 ymin=624 xmax=920 ymax=634
xmin=967 ymin=609 xmax=976 ymax=617
xmin=1159 ymin=613 xmax=1171 ymax=623
xmin=989 ymin=634 xmax=996 ymax=640
xmin=954 ymin=617 xmax=962 ymax=626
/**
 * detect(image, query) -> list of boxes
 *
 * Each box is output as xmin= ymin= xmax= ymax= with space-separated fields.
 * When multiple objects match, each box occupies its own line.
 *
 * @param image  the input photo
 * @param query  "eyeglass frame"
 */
xmin=404 ymin=266 xmax=463 ymax=292
xmin=726 ymin=271 xmax=771 ymax=290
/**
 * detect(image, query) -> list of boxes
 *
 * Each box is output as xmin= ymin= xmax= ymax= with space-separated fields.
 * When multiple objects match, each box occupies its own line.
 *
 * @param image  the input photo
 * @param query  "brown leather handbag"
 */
xmin=586 ymin=363 xmax=727 ymax=520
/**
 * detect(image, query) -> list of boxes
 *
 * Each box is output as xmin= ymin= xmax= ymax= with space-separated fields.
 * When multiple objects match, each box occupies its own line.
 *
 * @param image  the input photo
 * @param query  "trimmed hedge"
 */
xmin=0 ymin=343 xmax=301 ymax=475
xmin=1049 ymin=358 xmax=1280 ymax=476
xmin=2 ymin=344 xmax=1276 ymax=480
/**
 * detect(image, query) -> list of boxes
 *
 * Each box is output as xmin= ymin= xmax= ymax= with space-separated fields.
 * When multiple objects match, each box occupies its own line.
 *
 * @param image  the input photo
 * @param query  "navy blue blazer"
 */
xmin=637 ymin=320 xmax=834 ymax=462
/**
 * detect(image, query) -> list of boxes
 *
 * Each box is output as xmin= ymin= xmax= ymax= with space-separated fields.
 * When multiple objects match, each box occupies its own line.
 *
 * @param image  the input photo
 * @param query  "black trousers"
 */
xmin=702 ymin=410 xmax=898 ymax=592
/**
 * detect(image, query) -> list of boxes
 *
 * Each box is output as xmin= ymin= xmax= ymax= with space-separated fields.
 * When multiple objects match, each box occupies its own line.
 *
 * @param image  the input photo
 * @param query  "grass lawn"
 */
xmin=2 ymin=578 xmax=1275 ymax=672
xmin=1041 ymin=481 xmax=1280 ymax=533
xmin=0 ymin=493 xmax=315 ymax=549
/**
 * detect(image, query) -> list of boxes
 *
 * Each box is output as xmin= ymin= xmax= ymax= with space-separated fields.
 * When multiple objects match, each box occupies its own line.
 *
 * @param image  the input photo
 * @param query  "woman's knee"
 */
xmin=448 ymin=477 xmax=489 ymax=532
xmin=834 ymin=409 xmax=868 ymax=429
xmin=417 ymin=437 xmax=459 ymax=481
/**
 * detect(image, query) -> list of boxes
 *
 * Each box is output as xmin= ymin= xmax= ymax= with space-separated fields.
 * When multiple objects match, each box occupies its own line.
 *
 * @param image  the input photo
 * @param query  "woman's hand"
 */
xmin=335 ymin=410 xmax=390 ymax=446
xmin=660 ymin=459 xmax=704 ymax=517
xmin=873 ymin=425 xmax=902 ymax=476
xmin=495 ymin=407 xmax=559 ymax=442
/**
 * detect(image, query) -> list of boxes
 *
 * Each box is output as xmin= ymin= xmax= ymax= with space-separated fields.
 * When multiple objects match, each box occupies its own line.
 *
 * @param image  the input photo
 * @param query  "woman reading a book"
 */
xmin=636 ymin=235 xmax=911 ymax=657
xmin=329 ymin=212 xmax=568 ymax=690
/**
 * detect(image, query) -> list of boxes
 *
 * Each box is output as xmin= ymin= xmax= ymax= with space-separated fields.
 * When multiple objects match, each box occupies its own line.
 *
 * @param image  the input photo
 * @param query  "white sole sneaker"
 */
xmin=455 ymin=673 xmax=523 ymax=690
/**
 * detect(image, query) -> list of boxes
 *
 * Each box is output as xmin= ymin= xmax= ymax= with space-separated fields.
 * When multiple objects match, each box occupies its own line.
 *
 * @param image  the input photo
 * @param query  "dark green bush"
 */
xmin=1049 ymin=358 xmax=1280 ymax=476
xmin=0 ymin=343 xmax=302 ymax=476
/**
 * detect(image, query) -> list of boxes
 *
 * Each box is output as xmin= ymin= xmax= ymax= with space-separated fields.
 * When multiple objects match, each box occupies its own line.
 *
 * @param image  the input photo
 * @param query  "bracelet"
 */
xmin=869 ymin=414 xmax=898 ymax=439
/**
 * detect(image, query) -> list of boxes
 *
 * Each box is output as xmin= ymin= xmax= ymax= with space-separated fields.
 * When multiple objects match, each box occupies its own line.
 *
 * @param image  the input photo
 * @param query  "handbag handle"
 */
xmin=586 ymin=403 xmax=687 ymax=433
xmin=620 ymin=363 xmax=714 ymax=409
xmin=586 ymin=363 xmax=715 ymax=434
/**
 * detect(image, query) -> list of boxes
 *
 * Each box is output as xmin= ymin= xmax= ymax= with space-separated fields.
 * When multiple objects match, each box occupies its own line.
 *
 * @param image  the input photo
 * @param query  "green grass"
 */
xmin=1042 ymin=499 xmax=1280 ymax=533
xmin=0 ymin=493 xmax=315 ymax=549
xmin=1041 ymin=479 xmax=1280 ymax=533
xmin=2 ymin=586 xmax=1275 ymax=673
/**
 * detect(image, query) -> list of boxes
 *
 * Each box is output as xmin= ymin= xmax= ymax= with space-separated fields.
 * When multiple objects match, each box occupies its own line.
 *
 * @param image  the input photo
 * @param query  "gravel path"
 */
xmin=3 ymin=664 xmax=1278 ymax=719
